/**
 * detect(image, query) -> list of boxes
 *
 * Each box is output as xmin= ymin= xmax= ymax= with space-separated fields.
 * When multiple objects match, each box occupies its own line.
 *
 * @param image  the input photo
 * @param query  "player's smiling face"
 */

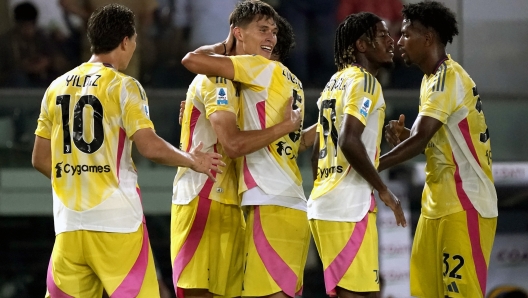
xmin=236 ymin=15 xmax=277 ymax=59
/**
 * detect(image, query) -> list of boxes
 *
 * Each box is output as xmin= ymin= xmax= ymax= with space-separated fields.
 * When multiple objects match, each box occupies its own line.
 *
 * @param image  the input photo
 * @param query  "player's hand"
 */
xmin=179 ymin=100 xmax=186 ymax=125
xmin=283 ymin=96 xmax=302 ymax=132
xmin=385 ymin=114 xmax=405 ymax=146
xmin=378 ymin=188 xmax=407 ymax=227
xmin=224 ymin=24 xmax=236 ymax=56
xmin=189 ymin=142 xmax=225 ymax=182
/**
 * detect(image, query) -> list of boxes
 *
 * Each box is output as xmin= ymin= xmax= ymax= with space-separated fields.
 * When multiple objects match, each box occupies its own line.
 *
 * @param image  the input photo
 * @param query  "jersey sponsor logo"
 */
xmin=360 ymin=97 xmax=371 ymax=117
xmin=54 ymin=162 xmax=111 ymax=177
xmin=318 ymin=165 xmax=343 ymax=178
xmin=216 ymin=87 xmax=228 ymax=105
xmin=55 ymin=162 xmax=63 ymax=178
xmin=275 ymin=141 xmax=296 ymax=159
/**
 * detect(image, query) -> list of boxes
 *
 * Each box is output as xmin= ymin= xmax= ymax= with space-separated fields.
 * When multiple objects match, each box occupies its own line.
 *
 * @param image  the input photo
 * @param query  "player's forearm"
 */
xmin=399 ymin=127 xmax=411 ymax=142
xmin=299 ymin=123 xmax=317 ymax=153
xmin=378 ymin=135 xmax=428 ymax=172
xmin=181 ymin=52 xmax=234 ymax=79
xmin=340 ymin=136 xmax=387 ymax=193
xmin=224 ymin=122 xmax=292 ymax=159
xmin=192 ymin=42 xmax=226 ymax=56
xmin=136 ymin=134 xmax=193 ymax=168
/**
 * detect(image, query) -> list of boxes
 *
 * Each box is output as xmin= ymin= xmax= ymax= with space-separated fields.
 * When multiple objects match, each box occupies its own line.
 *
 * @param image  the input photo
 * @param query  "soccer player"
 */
xmin=181 ymin=2 xmax=312 ymax=297
xmin=171 ymin=9 xmax=302 ymax=298
xmin=379 ymin=2 xmax=498 ymax=297
xmin=308 ymin=12 xmax=407 ymax=298
xmin=31 ymin=4 xmax=223 ymax=297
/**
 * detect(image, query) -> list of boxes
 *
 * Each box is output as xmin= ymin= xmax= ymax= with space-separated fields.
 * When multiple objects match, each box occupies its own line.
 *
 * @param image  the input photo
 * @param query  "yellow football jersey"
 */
xmin=229 ymin=55 xmax=306 ymax=202
xmin=172 ymin=75 xmax=239 ymax=205
xmin=308 ymin=65 xmax=385 ymax=222
xmin=35 ymin=62 xmax=154 ymax=234
xmin=418 ymin=55 xmax=497 ymax=219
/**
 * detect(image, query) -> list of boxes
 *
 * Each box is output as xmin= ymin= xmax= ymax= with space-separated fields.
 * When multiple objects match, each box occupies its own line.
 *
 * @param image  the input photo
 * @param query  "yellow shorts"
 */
xmin=171 ymin=196 xmax=245 ymax=297
xmin=410 ymin=209 xmax=497 ymax=298
xmin=242 ymin=205 xmax=310 ymax=297
xmin=45 ymin=223 xmax=159 ymax=298
xmin=310 ymin=200 xmax=379 ymax=296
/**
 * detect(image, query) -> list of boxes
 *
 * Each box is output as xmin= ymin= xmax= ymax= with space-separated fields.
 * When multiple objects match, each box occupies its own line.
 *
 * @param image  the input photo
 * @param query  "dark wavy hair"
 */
xmin=334 ymin=12 xmax=382 ymax=70
xmin=228 ymin=0 xmax=278 ymax=28
xmin=273 ymin=15 xmax=295 ymax=62
xmin=87 ymin=4 xmax=136 ymax=54
xmin=402 ymin=1 xmax=459 ymax=45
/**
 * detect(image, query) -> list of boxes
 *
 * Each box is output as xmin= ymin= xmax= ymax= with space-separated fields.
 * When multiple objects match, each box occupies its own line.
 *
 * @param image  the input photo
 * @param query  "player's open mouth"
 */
xmin=261 ymin=46 xmax=272 ymax=53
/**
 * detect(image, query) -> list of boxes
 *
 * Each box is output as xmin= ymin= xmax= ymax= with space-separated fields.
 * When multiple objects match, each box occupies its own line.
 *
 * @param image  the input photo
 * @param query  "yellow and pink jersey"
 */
xmin=418 ymin=55 xmax=497 ymax=219
xmin=172 ymin=75 xmax=239 ymax=206
xmin=308 ymin=65 xmax=385 ymax=222
xmin=35 ymin=62 xmax=154 ymax=234
xmin=228 ymin=54 xmax=306 ymax=208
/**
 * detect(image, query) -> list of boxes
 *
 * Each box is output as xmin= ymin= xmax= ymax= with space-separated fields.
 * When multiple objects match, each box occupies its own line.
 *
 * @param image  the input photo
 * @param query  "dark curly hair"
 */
xmin=334 ymin=12 xmax=382 ymax=71
xmin=87 ymin=4 xmax=136 ymax=54
xmin=273 ymin=15 xmax=295 ymax=62
xmin=402 ymin=1 xmax=459 ymax=45
xmin=228 ymin=0 xmax=278 ymax=28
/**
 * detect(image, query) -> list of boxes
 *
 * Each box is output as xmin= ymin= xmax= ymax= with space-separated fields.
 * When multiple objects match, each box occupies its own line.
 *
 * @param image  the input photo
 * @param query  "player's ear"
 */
xmin=423 ymin=30 xmax=434 ymax=47
xmin=355 ymin=38 xmax=367 ymax=53
xmin=120 ymin=36 xmax=129 ymax=51
xmin=233 ymin=27 xmax=243 ymax=42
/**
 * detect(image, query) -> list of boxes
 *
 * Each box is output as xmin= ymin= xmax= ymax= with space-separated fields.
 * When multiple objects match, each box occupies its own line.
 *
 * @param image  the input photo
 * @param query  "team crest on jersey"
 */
xmin=360 ymin=97 xmax=371 ymax=117
xmin=143 ymin=104 xmax=150 ymax=118
xmin=216 ymin=88 xmax=228 ymax=105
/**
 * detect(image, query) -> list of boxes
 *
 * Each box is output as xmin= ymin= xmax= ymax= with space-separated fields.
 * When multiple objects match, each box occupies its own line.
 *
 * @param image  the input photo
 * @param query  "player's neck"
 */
xmin=421 ymin=47 xmax=448 ymax=76
xmin=354 ymin=57 xmax=379 ymax=76
xmin=88 ymin=53 xmax=120 ymax=70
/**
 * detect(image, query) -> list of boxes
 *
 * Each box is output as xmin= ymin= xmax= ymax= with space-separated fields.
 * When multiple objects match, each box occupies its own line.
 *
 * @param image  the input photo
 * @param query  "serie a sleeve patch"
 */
xmin=359 ymin=97 xmax=372 ymax=117
xmin=216 ymin=87 xmax=228 ymax=105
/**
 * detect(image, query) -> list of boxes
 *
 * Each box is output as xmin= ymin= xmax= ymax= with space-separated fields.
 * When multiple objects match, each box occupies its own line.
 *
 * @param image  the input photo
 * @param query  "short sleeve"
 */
xmin=35 ymin=88 xmax=52 ymax=139
xmin=343 ymin=74 xmax=377 ymax=126
xmin=201 ymin=76 xmax=238 ymax=118
xmin=121 ymin=78 xmax=154 ymax=139
xmin=419 ymin=71 xmax=456 ymax=124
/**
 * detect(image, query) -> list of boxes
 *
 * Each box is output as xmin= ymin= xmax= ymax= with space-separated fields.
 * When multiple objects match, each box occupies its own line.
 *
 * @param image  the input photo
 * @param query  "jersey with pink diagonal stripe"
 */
xmin=35 ymin=63 xmax=154 ymax=234
xmin=228 ymin=55 xmax=305 ymax=203
xmin=172 ymin=75 xmax=239 ymax=205
xmin=418 ymin=55 xmax=497 ymax=219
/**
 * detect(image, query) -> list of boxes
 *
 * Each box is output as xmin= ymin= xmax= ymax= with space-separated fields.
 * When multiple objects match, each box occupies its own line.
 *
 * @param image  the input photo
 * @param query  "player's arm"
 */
xmin=209 ymin=97 xmax=301 ymax=159
xmin=181 ymin=25 xmax=236 ymax=79
xmin=32 ymin=136 xmax=52 ymax=179
xmin=378 ymin=115 xmax=443 ymax=172
xmin=340 ymin=114 xmax=406 ymax=227
xmin=181 ymin=42 xmax=235 ymax=80
xmin=311 ymin=132 xmax=320 ymax=181
xmin=132 ymin=128 xmax=224 ymax=181
xmin=299 ymin=123 xmax=317 ymax=153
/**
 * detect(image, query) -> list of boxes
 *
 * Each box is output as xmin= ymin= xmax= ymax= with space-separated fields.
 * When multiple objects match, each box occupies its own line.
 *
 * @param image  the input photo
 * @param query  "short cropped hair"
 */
xmin=87 ymin=4 xmax=136 ymax=54
xmin=228 ymin=0 xmax=278 ymax=28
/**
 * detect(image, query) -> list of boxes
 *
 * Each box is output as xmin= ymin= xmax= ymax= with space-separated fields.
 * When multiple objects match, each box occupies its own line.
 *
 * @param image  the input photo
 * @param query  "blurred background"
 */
xmin=0 ymin=0 xmax=527 ymax=297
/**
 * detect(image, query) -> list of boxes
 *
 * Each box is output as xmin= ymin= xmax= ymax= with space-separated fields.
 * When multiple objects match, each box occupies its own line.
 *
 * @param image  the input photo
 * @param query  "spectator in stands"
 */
xmin=0 ymin=2 xmax=67 ymax=87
